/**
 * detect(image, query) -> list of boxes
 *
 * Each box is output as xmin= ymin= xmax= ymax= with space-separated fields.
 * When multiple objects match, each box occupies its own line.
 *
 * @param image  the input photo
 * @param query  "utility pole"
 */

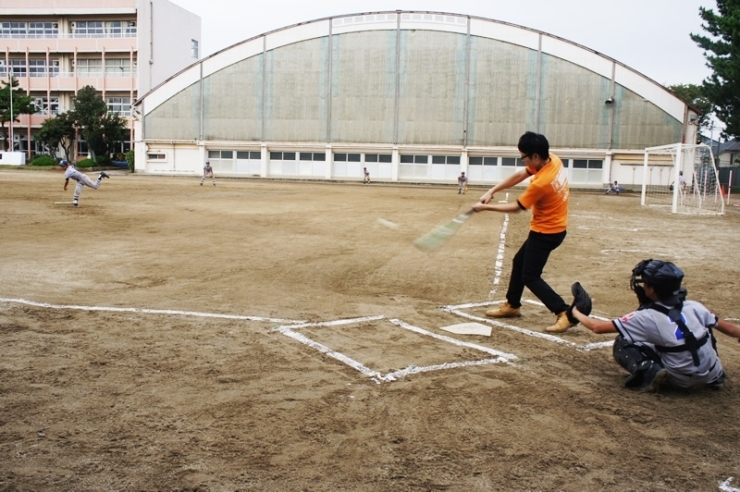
xmin=8 ymin=73 xmax=13 ymax=151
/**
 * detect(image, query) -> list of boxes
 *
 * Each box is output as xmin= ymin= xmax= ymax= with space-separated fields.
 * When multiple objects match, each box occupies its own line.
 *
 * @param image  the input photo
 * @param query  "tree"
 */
xmin=69 ymin=85 xmax=127 ymax=162
xmin=669 ymin=84 xmax=715 ymax=143
xmin=669 ymin=84 xmax=713 ymax=126
xmin=0 ymin=76 xmax=37 ymax=151
xmin=690 ymin=0 xmax=740 ymax=139
xmin=34 ymin=112 xmax=76 ymax=159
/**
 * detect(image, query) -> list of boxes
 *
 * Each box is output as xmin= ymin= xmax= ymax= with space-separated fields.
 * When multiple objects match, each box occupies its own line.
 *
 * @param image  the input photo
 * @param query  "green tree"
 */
xmin=0 ymin=76 xmax=37 ymax=151
xmin=34 ymin=112 xmax=76 ymax=159
xmin=69 ymin=85 xmax=127 ymax=161
xmin=690 ymin=0 xmax=740 ymax=139
xmin=669 ymin=84 xmax=713 ymax=126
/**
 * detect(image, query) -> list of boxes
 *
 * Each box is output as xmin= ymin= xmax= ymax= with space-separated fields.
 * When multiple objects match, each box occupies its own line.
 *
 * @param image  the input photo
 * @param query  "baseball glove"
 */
xmin=566 ymin=281 xmax=592 ymax=324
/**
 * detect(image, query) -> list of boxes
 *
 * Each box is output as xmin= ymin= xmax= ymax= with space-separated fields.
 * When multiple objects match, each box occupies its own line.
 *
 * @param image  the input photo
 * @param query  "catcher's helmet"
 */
xmin=631 ymin=259 xmax=684 ymax=305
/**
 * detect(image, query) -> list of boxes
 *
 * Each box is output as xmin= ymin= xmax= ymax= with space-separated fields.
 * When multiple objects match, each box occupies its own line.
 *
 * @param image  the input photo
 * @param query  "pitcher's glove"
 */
xmin=566 ymin=282 xmax=592 ymax=324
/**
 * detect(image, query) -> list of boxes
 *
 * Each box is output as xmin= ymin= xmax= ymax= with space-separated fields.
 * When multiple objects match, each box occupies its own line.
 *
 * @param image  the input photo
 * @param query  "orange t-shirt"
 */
xmin=517 ymin=153 xmax=569 ymax=234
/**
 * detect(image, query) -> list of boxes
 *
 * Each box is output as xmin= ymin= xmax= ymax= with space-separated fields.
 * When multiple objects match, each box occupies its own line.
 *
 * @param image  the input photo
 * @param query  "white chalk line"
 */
xmin=720 ymin=477 xmax=739 ymax=492
xmin=488 ymin=213 xmax=509 ymax=299
xmin=443 ymin=299 xmax=614 ymax=351
xmin=273 ymin=316 xmax=517 ymax=383
xmin=0 ymin=297 xmax=306 ymax=324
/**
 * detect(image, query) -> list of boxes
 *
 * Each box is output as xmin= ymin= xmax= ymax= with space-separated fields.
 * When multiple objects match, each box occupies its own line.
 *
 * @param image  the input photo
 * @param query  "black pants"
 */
xmin=505 ymin=230 xmax=569 ymax=314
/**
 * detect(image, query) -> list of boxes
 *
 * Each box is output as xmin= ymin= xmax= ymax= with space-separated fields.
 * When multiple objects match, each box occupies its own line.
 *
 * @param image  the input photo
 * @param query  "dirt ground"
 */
xmin=1 ymin=168 xmax=740 ymax=491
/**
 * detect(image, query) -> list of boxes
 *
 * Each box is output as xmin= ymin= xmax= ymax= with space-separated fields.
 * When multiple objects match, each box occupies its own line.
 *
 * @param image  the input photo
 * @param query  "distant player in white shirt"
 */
xmin=60 ymin=160 xmax=109 ymax=208
xmin=457 ymin=172 xmax=468 ymax=194
xmin=201 ymin=160 xmax=216 ymax=186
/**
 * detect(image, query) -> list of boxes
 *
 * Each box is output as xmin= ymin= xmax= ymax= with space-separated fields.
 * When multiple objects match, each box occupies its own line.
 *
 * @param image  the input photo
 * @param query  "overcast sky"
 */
xmin=169 ymin=0 xmax=716 ymax=88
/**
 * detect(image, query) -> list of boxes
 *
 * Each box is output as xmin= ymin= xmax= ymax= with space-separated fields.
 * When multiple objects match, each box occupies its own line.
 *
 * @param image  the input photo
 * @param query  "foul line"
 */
xmin=720 ymin=478 xmax=739 ymax=492
xmin=489 ymin=213 xmax=509 ymax=300
xmin=0 ymin=297 xmax=306 ymax=324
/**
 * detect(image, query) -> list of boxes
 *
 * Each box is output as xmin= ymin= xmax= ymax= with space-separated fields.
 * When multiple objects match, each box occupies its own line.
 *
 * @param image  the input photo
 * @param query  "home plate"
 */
xmin=441 ymin=322 xmax=492 ymax=336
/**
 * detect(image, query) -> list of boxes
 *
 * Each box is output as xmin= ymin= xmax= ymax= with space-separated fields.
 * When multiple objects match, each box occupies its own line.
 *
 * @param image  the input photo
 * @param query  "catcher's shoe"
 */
xmin=638 ymin=362 xmax=668 ymax=392
xmin=545 ymin=311 xmax=576 ymax=333
xmin=485 ymin=302 xmax=521 ymax=318
xmin=99 ymin=171 xmax=110 ymax=179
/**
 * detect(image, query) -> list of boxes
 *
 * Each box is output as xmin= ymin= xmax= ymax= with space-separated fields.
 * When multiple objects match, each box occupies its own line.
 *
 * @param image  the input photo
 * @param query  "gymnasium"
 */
xmin=134 ymin=10 xmax=700 ymax=188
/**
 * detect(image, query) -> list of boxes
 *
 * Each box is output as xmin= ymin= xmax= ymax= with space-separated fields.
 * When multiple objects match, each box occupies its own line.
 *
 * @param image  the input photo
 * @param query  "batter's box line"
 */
xmin=272 ymin=315 xmax=518 ymax=383
xmin=442 ymin=299 xmax=613 ymax=352
xmin=0 ymin=297 xmax=306 ymax=325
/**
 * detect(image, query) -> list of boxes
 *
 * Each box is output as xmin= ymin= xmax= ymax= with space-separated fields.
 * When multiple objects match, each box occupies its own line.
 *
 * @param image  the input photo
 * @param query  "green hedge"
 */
xmin=76 ymin=158 xmax=96 ymax=168
xmin=29 ymin=155 xmax=58 ymax=166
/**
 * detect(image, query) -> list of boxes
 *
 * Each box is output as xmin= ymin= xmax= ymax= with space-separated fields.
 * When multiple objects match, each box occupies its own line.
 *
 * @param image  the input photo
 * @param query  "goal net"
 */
xmin=641 ymin=143 xmax=724 ymax=215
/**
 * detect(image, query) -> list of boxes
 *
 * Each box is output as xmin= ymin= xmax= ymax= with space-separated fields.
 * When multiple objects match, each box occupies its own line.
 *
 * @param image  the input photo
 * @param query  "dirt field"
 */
xmin=1 ymin=168 xmax=739 ymax=491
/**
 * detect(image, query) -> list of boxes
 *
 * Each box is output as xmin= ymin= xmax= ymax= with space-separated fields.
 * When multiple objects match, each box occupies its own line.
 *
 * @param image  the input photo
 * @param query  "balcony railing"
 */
xmin=0 ymin=70 xmax=137 ymax=78
xmin=0 ymin=31 xmax=137 ymax=39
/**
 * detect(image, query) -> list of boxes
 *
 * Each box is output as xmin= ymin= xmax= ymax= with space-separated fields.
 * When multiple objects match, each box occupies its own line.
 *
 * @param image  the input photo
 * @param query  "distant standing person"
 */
xmin=201 ymin=160 xmax=216 ymax=186
xmin=457 ymin=171 xmax=468 ymax=194
xmin=363 ymin=167 xmax=370 ymax=184
xmin=670 ymin=171 xmax=686 ymax=193
xmin=60 ymin=160 xmax=109 ymax=208
xmin=472 ymin=131 xmax=575 ymax=333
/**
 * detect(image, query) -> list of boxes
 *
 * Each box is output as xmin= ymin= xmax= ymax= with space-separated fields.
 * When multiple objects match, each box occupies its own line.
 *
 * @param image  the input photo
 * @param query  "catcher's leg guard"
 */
xmin=613 ymin=335 xmax=665 ymax=390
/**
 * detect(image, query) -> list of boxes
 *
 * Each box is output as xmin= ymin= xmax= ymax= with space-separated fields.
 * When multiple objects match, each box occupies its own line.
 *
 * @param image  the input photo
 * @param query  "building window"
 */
xmin=334 ymin=153 xmax=360 ymax=162
xmin=73 ymin=21 xmax=104 ymax=38
xmin=107 ymin=21 xmax=123 ymax=37
xmin=191 ymin=39 xmax=199 ymax=58
xmin=32 ymin=96 xmax=60 ymax=115
xmin=501 ymin=157 xmax=525 ymax=167
xmin=107 ymin=97 xmax=131 ymax=116
xmin=75 ymin=59 xmax=102 ymax=76
xmin=105 ymin=58 xmax=135 ymax=76
xmin=469 ymin=156 xmax=498 ymax=166
xmin=0 ymin=22 xmax=60 ymax=38
xmin=9 ymin=59 xmax=26 ymax=77
xmin=364 ymin=153 xmax=392 ymax=163
xmin=572 ymin=159 xmax=603 ymax=169
xmin=147 ymin=153 xmax=166 ymax=160
xmin=28 ymin=22 xmax=58 ymax=38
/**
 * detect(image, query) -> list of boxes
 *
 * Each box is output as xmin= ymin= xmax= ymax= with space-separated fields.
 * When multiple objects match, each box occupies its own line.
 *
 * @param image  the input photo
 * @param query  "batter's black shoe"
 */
xmin=99 ymin=171 xmax=110 ymax=179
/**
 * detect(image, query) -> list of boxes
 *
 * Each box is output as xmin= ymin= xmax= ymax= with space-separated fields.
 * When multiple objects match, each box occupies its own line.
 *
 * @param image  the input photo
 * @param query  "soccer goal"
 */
xmin=641 ymin=143 xmax=724 ymax=215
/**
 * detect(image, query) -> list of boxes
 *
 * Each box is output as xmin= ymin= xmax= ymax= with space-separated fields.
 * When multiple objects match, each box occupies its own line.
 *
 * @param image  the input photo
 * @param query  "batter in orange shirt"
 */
xmin=472 ymin=131 xmax=575 ymax=333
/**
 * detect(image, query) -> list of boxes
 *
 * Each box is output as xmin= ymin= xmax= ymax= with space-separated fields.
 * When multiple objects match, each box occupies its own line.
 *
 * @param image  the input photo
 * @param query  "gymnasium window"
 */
xmin=364 ymin=153 xmax=392 ymax=163
xmin=301 ymin=152 xmax=326 ymax=161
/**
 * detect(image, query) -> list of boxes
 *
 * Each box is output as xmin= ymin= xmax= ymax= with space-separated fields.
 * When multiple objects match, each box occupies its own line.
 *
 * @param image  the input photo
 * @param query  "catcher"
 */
xmin=571 ymin=259 xmax=740 ymax=392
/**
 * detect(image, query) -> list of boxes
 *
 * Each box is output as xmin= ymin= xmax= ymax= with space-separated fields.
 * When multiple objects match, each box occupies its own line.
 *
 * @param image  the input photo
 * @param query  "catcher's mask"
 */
xmin=631 ymin=259 xmax=684 ymax=306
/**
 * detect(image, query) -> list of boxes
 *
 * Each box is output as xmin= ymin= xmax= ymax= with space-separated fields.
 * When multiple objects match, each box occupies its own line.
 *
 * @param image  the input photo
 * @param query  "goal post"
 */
xmin=641 ymin=143 xmax=724 ymax=215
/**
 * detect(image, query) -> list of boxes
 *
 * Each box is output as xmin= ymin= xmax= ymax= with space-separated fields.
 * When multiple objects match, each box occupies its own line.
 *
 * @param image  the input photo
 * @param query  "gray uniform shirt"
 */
xmin=613 ymin=300 xmax=723 ymax=388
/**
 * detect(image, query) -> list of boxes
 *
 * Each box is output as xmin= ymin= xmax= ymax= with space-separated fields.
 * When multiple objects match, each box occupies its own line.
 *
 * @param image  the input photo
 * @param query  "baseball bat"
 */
xmin=413 ymin=209 xmax=474 ymax=252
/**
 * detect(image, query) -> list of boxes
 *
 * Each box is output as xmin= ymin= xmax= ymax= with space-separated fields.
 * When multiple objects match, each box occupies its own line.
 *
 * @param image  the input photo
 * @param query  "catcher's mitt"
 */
xmin=566 ymin=282 xmax=592 ymax=324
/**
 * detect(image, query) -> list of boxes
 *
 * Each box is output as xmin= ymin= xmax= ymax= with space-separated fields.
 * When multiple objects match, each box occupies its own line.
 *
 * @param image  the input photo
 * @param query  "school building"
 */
xmin=1 ymin=0 xmax=200 ymax=161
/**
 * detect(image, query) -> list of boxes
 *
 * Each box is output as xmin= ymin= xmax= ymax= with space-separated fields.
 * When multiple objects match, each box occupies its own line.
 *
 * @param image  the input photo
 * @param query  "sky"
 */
xmin=168 ymin=0 xmax=718 ymax=88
